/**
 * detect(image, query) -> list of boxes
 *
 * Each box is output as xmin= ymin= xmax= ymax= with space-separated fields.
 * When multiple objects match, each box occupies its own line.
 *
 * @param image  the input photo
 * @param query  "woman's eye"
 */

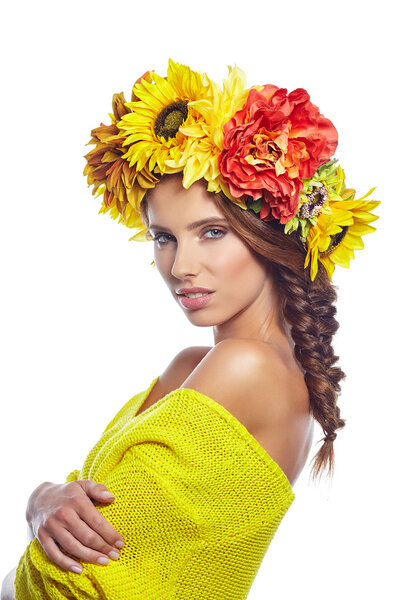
xmin=153 ymin=233 xmax=172 ymax=245
xmin=204 ymin=228 xmax=225 ymax=239
xmin=153 ymin=228 xmax=225 ymax=245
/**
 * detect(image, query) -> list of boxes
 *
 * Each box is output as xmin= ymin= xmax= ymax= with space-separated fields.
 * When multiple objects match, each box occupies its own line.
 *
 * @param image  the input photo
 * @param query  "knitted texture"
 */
xmin=15 ymin=375 xmax=295 ymax=600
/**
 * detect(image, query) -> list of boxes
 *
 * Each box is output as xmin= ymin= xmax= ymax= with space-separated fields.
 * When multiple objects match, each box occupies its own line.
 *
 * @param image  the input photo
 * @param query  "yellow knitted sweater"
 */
xmin=15 ymin=375 xmax=295 ymax=600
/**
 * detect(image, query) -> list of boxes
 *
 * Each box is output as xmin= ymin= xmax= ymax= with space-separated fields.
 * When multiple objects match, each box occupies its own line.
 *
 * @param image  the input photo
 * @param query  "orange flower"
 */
xmin=217 ymin=86 xmax=338 ymax=224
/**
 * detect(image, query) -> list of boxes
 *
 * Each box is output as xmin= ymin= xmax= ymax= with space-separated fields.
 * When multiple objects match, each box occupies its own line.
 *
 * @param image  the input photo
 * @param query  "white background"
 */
xmin=0 ymin=1 xmax=398 ymax=598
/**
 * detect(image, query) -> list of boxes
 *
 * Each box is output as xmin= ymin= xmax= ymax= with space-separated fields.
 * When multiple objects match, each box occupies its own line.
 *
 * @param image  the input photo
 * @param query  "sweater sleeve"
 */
xmin=169 ymin=514 xmax=292 ymax=600
xmin=14 ymin=538 xmax=105 ymax=600
xmin=65 ymin=469 xmax=81 ymax=482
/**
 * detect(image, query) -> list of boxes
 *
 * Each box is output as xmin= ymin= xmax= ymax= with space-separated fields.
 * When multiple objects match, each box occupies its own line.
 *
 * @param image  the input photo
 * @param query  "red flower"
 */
xmin=217 ymin=85 xmax=338 ymax=224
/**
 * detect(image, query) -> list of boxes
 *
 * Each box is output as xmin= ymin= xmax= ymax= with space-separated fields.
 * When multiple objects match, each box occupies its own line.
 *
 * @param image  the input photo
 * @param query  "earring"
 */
xmin=150 ymin=260 xmax=156 ymax=268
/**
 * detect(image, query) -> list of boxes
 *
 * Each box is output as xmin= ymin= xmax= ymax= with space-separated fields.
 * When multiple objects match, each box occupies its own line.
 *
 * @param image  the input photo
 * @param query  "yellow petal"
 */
xmin=345 ymin=232 xmax=364 ymax=250
xmin=179 ymin=124 xmax=205 ymax=138
xmin=331 ymin=244 xmax=351 ymax=267
xmin=348 ymin=223 xmax=377 ymax=236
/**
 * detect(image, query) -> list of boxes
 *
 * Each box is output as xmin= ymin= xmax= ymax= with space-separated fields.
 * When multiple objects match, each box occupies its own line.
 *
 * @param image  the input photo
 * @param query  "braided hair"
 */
xmin=210 ymin=190 xmax=347 ymax=482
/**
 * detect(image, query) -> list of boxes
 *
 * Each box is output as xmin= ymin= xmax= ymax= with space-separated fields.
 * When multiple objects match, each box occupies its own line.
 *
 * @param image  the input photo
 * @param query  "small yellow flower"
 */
xmin=304 ymin=171 xmax=380 ymax=281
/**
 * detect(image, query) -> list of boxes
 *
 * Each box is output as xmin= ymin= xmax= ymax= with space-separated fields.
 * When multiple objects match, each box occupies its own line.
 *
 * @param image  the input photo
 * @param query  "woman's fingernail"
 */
xmin=100 ymin=492 xmax=114 ymax=500
xmin=97 ymin=556 xmax=110 ymax=565
xmin=114 ymin=540 xmax=124 ymax=549
xmin=108 ymin=550 xmax=120 ymax=560
xmin=70 ymin=565 xmax=83 ymax=574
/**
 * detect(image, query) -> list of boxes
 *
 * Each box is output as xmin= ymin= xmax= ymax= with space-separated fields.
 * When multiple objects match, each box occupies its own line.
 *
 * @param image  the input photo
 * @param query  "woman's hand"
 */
xmin=26 ymin=480 xmax=125 ymax=574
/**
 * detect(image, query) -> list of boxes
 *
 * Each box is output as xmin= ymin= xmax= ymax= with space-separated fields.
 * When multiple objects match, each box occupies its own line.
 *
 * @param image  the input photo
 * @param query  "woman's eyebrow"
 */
xmin=149 ymin=217 xmax=228 ymax=232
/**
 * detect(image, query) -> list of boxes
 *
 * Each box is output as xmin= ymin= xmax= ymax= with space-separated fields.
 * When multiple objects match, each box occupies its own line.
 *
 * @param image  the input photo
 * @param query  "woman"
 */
xmin=2 ymin=59 xmax=379 ymax=600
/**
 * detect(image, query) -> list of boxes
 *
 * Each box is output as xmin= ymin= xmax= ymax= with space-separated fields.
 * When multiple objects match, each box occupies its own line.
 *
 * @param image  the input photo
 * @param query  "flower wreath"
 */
xmin=83 ymin=58 xmax=379 ymax=282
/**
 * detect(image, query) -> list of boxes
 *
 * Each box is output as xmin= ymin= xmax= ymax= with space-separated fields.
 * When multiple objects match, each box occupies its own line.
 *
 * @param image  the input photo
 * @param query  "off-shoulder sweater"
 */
xmin=14 ymin=374 xmax=295 ymax=600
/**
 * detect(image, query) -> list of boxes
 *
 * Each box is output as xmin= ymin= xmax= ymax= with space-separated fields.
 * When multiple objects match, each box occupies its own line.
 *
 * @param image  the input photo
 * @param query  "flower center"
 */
xmin=254 ymin=135 xmax=281 ymax=163
xmin=249 ymin=132 xmax=283 ymax=168
xmin=320 ymin=225 xmax=348 ymax=256
xmin=244 ymin=127 xmax=289 ymax=176
xmin=299 ymin=185 xmax=328 ymax=219
xmin=154 ymin=100 xmax=188 ymax=140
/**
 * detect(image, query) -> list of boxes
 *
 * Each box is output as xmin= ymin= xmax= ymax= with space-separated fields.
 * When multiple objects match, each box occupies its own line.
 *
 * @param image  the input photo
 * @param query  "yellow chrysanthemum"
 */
xmin=116 ymin=58 xmax=215 ymax=182
xmin=304 ymin=169 xmax=380 ymax=281
xmin=164 ymin=64 xmax=252 ymax=206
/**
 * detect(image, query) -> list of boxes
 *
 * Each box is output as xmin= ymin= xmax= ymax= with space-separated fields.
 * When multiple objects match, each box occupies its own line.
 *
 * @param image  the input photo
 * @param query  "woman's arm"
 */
xmin=1 ymin=567 xmax=16 ymax=600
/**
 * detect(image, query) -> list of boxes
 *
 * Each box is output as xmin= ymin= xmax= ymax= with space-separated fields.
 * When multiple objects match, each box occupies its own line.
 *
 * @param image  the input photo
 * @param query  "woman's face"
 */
xmin=145 ymin=174 xmax=278 ymax=339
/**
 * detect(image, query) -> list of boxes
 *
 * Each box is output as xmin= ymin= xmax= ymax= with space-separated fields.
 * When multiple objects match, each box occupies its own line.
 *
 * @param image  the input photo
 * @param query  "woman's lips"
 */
xmin=178 ymin=291 xmax=215 ymax=310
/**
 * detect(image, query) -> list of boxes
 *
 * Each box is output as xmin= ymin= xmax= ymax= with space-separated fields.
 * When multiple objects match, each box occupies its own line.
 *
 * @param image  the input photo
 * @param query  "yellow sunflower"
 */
xmin=304 ymin=168 xmax=380 ymax=281
xmin=116 ymin=58 xmax=215 ymax=180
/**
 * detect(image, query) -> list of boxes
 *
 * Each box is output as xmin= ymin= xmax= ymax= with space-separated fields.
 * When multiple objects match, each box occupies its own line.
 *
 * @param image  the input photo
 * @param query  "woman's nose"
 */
xmin=170 ymin=240 xmax=199 ymax=280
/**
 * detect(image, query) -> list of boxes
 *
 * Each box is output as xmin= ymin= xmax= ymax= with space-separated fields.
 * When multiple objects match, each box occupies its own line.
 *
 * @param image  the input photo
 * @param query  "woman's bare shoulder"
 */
xmin=156 ymin=339 xmax=307 ymax=418
xmin=161 ymin=345 xmax=213 ymax=389
xmin=160 ymin=338 xmax=287 ymax=403
xmin=145 ymin=346 xmax=213 ymax=408
xmin=177 ymin=338 xmax=282 ymax=414
xmin=144 ymin=339 xmax=266 ymax=421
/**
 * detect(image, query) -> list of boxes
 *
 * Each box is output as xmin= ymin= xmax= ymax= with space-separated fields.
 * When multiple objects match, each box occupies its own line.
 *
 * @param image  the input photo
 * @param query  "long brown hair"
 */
xmin=140 ymin=176 xmax=346 ymax=482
